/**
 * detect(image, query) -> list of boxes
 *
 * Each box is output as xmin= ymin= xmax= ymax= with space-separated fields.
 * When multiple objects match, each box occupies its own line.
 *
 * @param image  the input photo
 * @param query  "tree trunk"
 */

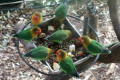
xmin=108 ymin=0 xmax=120 ymax=41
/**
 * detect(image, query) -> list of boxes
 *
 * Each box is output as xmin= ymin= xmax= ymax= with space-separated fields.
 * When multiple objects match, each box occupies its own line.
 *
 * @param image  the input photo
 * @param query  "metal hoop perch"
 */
xmin=16 ymin=14 xmax=100 ymax=76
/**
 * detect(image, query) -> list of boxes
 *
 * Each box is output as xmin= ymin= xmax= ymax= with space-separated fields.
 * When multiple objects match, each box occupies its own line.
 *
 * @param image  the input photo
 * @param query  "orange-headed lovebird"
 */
xmin=13 ymin=27 xmax=41 ymax=42
xmin=56 ymin=49 xmax=80 ymax=78
xmin=31 ymin=12 xmax=43 ymax=25
xmin=78 ymin=35 xmax=111 ymax=55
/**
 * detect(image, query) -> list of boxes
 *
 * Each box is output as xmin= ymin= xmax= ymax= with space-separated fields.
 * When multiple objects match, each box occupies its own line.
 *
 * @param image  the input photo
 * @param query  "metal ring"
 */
xmin=16 ymin=14 xmax=100 ymax=76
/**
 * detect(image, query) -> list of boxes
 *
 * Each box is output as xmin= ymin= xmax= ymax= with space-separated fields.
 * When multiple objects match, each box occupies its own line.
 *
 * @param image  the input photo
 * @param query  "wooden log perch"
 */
xmin=98 ymin=42 xmax=120 ymax=63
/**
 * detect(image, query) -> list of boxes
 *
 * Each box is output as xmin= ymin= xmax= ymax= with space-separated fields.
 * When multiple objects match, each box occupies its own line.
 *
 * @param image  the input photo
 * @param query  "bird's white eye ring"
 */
xmin=82 ymin=39 xmax=84 ymax=41
xmin=59 ymin=53 xmax=61 ymax=55
xmin=36 ymin=31 xmax=38 ymax=33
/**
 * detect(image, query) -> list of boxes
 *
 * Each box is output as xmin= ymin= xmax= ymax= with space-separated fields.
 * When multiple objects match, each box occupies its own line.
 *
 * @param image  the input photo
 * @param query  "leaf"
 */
xmin=106 ymin=63 xmax=116 ymax=75
xmin=3 ymin=39 xmax=8 ymax=46
xmin=0 ymin=16 xmax=2 ymax=20
xmin=0 ymin=48 xmax=4 ymax=51
xmin=84 ymin=74 xmax=91 ymax=80
xmin=7 ymin=11 xmax=11 ymax=18
xmin=12 ymin=63 xmax=15 ymax=69
xmin=3 ymin=16 xmax=7 ymax=21
xmin=1 ymin=11 xmax=3 ymax=15
xmin=6 ymin=24 xmax=11 ymax=28
xmin=71 ymin=9 xmax=77 ymax=15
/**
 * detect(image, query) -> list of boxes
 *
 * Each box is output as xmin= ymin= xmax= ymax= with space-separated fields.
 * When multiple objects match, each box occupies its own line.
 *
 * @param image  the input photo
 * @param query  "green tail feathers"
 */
xmin=73 ymin=70 xmax=80 ymax=78
xmin=23 ymin=52 xmax=32 ymax=57
xmin=103 ymin=48 xmax=111 ymax=54
xmin=12 ymin=34 xmax=18 ymax=37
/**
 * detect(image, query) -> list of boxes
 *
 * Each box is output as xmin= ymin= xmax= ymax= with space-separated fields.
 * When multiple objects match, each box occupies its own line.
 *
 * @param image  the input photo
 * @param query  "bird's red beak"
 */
xmin=38 ymin=28 xmax=41 ymax=35
xmin=56 ymin=50 xmax=60 ymax=55
xmin=78 ymin=37 xmax=82 ymax=42
xmin=33 ymin=14 xmax=40 ymax=21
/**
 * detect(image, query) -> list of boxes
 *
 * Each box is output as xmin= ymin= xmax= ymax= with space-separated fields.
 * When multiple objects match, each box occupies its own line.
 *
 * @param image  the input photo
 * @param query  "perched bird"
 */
xmin=78 ymin=35 xmax=111 ymax=55
xmin=23 ymin=46 xmax=54 ymax=60
xmin=53 ymin=3 xmax=68 ymax=26
xmin=46 ymin=30 xmax=71 ymax=44
xmin=31 ymin=12 xmax=43 ymax=25
xmin=56 ymin=49 xmax=80 ymax=78
xmin=13 ymin=27 xmax=41 ymax=42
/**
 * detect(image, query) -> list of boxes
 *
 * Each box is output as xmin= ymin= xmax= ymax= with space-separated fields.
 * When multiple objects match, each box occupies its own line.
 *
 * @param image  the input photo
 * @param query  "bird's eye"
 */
xmin=82 ymin=39 xmax=84 ymax=41
xmin=59 ymin=53 xmax=61 ymax=55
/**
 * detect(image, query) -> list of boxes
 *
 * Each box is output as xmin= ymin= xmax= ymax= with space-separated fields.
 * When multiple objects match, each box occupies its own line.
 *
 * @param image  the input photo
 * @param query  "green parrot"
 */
xmin=56 ymin=49 xmax=80 ymax=78
xmin=53 ymin=3 xmax=68 ymax=26
xmin=46 ymin=30 xmax=71 ymax=43
xmin=12 ymin=26 xmax=41 ymax=42
xmin=78 ymin=35 xmax=111 ymax=55
xmin=23 ymin=46 xmax=54 ymax=60
xmin=31 ymin=12 xmax=43 ymax=25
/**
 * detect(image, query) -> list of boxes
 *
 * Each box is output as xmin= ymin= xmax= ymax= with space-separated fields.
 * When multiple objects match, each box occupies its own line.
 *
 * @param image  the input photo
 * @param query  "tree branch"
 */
xmin=98 ymin=42 xmax=120 ymax=63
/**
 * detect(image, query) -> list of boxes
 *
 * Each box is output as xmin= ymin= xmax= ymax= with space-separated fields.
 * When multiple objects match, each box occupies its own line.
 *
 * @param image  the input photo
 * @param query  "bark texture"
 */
xmin=108 ymin=0 xmax=120 ymax=41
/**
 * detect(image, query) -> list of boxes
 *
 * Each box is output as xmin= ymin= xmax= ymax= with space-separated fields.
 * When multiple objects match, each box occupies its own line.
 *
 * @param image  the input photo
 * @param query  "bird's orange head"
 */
xmin=78 ymin=36 xmax=91 ymax=47
xmin=56 ymin=49 xmax=67 ymax=62
xmin=31 ymin=12 xmax=43 ymax=25
xmin=31 ymin=27 xmax=41 ymax=37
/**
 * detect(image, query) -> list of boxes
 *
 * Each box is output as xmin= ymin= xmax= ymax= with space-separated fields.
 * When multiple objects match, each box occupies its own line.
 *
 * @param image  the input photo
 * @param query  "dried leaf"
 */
xmin=1 ymin=11 xmax=3 ymax=15
xmin=12 ymin=63 xmax=15 ymax=69
xmin=0 ymin=16 xmax=2 ymax=20
xmin=3 ymin=39 xmax=8 ymax=46
xmin=71 ymin=9 xmax=77 ymax=15
xmin=84 ymin=74 xmax=91 ymax=80
xmin=3 ymin=15 xmax=7 ymax=21
xmin=0 ymin=48 xmax=4 ymax=51
xmin=6 ymin=24 xmax=11 ymax=28
xmin=7 ymin=11 xmax=11 ymax=18
xmin=106 ymin=63 xmax=116 ymax=75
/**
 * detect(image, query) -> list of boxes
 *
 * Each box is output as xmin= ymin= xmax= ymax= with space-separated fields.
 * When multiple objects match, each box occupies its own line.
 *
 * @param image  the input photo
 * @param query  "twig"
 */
xmin=0 ymin=1 xmax=23 ymax=6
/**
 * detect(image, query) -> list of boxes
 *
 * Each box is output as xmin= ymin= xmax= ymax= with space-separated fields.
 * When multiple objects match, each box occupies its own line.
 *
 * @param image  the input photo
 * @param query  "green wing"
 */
xmin=31 ymin=46 xmax=48 ymax=60
xmin=60 ymin=56 xmax=76 ymax=75
xmin=55 ymin=3 xmax=68 ymax=20
xmin=18 ymin=28 xmax=32 ymax=41
xmin=87 ymin=40 xmax=104 ymax=54
xmin=48 ymin=30 xmax=67 ymax=43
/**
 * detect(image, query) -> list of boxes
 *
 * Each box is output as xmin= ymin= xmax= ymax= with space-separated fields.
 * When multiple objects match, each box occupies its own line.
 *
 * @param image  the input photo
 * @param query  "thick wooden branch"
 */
xmin=108 ymin=0 xmax=120 ymax=41
xmin=98 ymin=42 xmax=120 ymax=63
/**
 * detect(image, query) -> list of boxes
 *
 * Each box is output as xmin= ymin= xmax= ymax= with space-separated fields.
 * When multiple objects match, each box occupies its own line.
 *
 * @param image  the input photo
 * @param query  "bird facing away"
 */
xmin=54 ymin=3 xmax=69 ymax=25
xmin=46 ymin=30 xmax=71 ymax=44
xmin=78 ymin=35 xmax=111 ymax=55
